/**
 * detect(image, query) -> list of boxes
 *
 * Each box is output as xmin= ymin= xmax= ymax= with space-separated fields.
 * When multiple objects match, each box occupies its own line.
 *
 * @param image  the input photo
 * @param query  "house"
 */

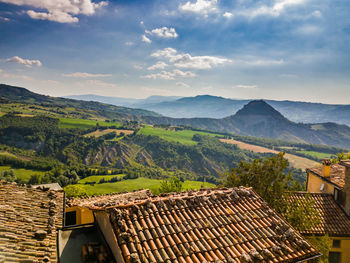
xmin=89 ymin=187 xmax=320 ymax=263
xmin=58 ymin=190 xmax=153 ymax=263
xmin=302 ymin=159 xmax=350 ymax=262
xmin=0 ymin=179 xmax=320 ymax=262
xmin=0 ymin=180 xmax=64 ymax=262
xmin=65 ymin=189 xmax=152 ymax=226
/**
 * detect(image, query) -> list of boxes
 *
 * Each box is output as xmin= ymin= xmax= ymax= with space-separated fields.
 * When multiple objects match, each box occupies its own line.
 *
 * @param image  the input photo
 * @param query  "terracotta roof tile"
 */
xmin=287 ymin=192 xmax=350 ymax=236
xmin=66 ymin=189 xmax=152 ymax=209
xmin=106 ymin=187 xmax=320 ymax=263
xmin=0 ymin=181 xmax=64 ymax=262
xmin=307 ymin=164 xmax=345 ymax=188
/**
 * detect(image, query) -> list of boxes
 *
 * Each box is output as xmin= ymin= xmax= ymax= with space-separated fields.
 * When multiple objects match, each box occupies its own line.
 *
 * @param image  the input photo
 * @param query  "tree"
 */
xmin=28 ymin=174 xmax=40 ymax=185
xmin=223 ymin=153 xmax=327 ymax=258
xmin=64 ymin=184 xmax=88 ymax=198
xmin=159 ymin=177 xmax=183 ymax=194
xmin=224 ymin=153 xmax=300 ymax=214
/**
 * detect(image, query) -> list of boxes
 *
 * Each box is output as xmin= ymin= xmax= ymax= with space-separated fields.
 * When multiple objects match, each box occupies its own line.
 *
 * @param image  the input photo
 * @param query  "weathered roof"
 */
xmin=340 ymin=159 xmax=350 ymax=168
xmin=307 ymin=164 xmax=345 ymax=188
xmin=66 ymin=189 xmax=153 ymax=209
xmin=107 ymin=187 xmax=319 ymax=263
xmin=33 ymin=182 xmax=63 ymax=191
xmin=0 ymin=181 xmax=64 ymax=262
xmin=287 ymin=192 xmax=350 ymax=236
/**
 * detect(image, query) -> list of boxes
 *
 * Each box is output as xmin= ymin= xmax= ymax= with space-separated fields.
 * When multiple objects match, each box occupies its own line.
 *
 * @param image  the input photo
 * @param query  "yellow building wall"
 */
xmin=307 ymin=173 xmax=335 ymax=194
xmin=66 ymin=206 xmax=94 ymax=225
xmin=329 ymin=237 xmax=350 ymax=263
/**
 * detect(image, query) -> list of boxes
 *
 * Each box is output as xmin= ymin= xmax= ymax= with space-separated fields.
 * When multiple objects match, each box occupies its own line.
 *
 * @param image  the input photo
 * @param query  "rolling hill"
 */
xmin=70 ymin=93 xmax=350 ymax=126
xmin=141 ymin=100 xmax=350 ymax=149
xmin=0 ymin=84 xmax=161 ymax=118
xmin=2 ymin=84 xmax=350 ymax=149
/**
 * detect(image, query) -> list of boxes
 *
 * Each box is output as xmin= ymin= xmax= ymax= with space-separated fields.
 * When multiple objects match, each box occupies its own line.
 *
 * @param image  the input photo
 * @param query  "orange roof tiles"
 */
xmin=66 ymin=189 xmax=152 ymax=209
xmin=307 ymin=164 xmax=345 ymax=188
xmin=287 ymin=192 xmax=350 ymax=236
xmin=0 ymin=181 xmax=64 ymax=262
xmin=106 ymin=187 xmax=320 ymax=263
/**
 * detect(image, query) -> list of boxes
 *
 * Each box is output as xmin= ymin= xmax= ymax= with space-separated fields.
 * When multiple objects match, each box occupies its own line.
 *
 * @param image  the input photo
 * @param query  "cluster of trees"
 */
xmin=223 ymin=153 xmax=331 ymax=262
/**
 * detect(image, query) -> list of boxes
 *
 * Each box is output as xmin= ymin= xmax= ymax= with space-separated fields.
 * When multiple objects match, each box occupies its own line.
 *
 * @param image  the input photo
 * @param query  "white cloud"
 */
xmin=238 ymin=0 xmax=307 ymax=19
xmin=141 ymin=69 xmax=196 ymax=80
xmin=179 ymin=0 xmax=218 ymax=15
xmin=1 ymin=72 xmax=35 ymax=81
xmin=133 ymin=64 xmax=143 ymax=70
xmin=78 ymin=79 xmax=117 ymax=88
xmin=232 ymin=85 xmax=257 ymax=89
xmin=147 ymin=61 xmax=168 ymax=70
xmin=62 ymin=72 xmax=111 ymax=78
xmin=223 ymin=12 xmax=233 ymax=18
xmin=0 ymin=16 xmax=10 ymax=21
xmin=242 ymin=59 xmax=285 ymax=66
xmin=295 ymin=24 xmax=323 ymax=35
xmin=176 ymin=82 xmax=190 ymax=88
xmin=0 ymin=0 xmax=108 ymax=23
xmin=151 ymin=47 xmax=231 ymax=69
xmin=145 ymin=27 xmax=178 ymax=39
xmin=5 ymin=56 xmax=42 ymax=67
xmin=141 ymin=34 xmax=152 ymax=43
xmin=311 ymin=10 xmax=322 ymax=18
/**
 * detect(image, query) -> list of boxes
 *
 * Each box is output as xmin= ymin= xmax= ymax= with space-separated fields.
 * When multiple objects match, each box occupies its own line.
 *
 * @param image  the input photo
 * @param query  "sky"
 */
xmin=0 ymin=0 xmax=350 ymax=104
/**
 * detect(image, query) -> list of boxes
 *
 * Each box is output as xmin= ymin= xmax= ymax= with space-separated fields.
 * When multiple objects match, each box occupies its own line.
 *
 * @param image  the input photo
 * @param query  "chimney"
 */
xmin=322 ymin=158 xmax=331 ymax=177
xmin=340 ymin=160 xmax=350 ymax=216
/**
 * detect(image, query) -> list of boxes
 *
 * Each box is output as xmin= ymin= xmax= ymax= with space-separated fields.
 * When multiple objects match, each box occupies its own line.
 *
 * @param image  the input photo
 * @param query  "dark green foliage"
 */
xmin=224 ymin=153 xmax=300 ymax=213
xmin=159 ymin=177 xmax=183 ymax=193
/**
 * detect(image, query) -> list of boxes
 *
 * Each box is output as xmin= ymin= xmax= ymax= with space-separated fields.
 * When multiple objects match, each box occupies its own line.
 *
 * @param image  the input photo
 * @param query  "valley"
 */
xmin=0 ymin=84 xmax=348 ymax=197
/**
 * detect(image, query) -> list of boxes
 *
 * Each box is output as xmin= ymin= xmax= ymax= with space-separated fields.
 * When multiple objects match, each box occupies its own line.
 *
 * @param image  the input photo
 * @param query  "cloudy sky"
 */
xmin=1 ymin=0 xmax=350 ymax=103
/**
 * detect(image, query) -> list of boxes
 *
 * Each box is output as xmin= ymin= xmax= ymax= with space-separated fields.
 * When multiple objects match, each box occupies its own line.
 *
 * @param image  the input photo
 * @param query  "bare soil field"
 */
xmin=84 ymin=129 xmax=134 ymax=138
xmin=220 ymin=139 xmax=318 ymax=170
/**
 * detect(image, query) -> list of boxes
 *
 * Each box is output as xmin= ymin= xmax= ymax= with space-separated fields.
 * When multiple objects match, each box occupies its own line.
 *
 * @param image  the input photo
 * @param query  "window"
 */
xmin=329 ymin=252 xmax=341 ymax=263
xmin=332 ymin=239 xmax=341 ymax=248
xmin=65 ymin=211 xmax=76 ymax=226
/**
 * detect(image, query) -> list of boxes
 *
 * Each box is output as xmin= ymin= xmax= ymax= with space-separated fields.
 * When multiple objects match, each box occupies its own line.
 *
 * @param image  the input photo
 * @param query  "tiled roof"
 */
xmin=0 ymin=181 xmax=64 ymax=262
xmin=106 ymin=187 xmax=319 ymax=263
xmin=307 ymin=164 xmax=345 ymax=188
xmin=287 ymin=192 xmax=350 ymax=236
xmin=66 ymin=189 xmax=152 ymax=209
xmin=33 ymin=182 xmax=63 ymax=191
xmin=340 ymin=159 xmax=350 ymax=168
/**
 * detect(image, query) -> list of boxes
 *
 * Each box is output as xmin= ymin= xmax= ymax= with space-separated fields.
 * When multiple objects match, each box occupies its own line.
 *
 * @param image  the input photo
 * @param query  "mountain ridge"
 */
xmin=68 ymin=93 xmax=350 ymax=126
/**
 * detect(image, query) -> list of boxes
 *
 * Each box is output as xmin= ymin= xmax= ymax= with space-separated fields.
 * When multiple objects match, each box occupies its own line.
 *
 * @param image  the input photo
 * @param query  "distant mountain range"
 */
xmin=140 ymin=100 xmax=350 ymax=149
xmin=68 ymin=94 xmax=350 ymax=126
xmin=1 ymin=84 xmax=350 ymax=149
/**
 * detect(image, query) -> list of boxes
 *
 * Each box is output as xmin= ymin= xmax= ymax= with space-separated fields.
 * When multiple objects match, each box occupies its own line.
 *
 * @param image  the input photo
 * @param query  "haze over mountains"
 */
xmin=2 ymin=84 xmax=350 ymax=149
xmin=68 ymin=94 xmax=350 ymax=126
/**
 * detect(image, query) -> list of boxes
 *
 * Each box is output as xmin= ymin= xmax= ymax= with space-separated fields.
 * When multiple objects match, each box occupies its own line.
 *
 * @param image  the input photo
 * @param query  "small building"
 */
xmin=65 ymin=189 xmax=152 ymax=226
xmin=0 ymin=180 xmax=64 ymax=262
xmin=304 ymin=159 xmax=350 ymax=262
xmin=91 ymin=187 xmax=320 ymax=263
xmin=288 ymin=192 xmax=350 ymax=263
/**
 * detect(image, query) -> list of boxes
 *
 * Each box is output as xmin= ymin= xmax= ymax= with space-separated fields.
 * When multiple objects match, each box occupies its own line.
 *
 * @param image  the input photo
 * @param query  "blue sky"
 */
xmin=0 ymin=0 xmax=350 ymax=103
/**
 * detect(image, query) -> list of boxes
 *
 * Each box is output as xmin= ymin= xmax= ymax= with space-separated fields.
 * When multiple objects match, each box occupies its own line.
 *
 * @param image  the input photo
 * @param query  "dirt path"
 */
xmin=220 ymin=139 xmax=318 ymax=170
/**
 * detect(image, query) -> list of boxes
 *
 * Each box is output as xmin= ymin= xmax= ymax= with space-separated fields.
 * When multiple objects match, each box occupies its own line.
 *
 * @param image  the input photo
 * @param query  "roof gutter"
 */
xmin=296 ymin=253 xmax=322 ymax=263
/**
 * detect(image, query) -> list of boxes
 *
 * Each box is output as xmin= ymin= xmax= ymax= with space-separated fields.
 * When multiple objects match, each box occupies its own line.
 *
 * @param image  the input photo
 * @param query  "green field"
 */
xmin=0 ymin=151 xmax=18 ymax=159
xmin=59 ymin=118 xmax=122 ymax=129
xmin=0 ymin=166 xmax=45 ymax=182
xmin=78 ymin=174 xmax=125 ymax=184
xmin=296 ymin=150 xmax=334 ymax=159
xmin=139 ymin=126 xmax=223 ymax=145
xmin=66 ymin=177 xmax=216 ymax=196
